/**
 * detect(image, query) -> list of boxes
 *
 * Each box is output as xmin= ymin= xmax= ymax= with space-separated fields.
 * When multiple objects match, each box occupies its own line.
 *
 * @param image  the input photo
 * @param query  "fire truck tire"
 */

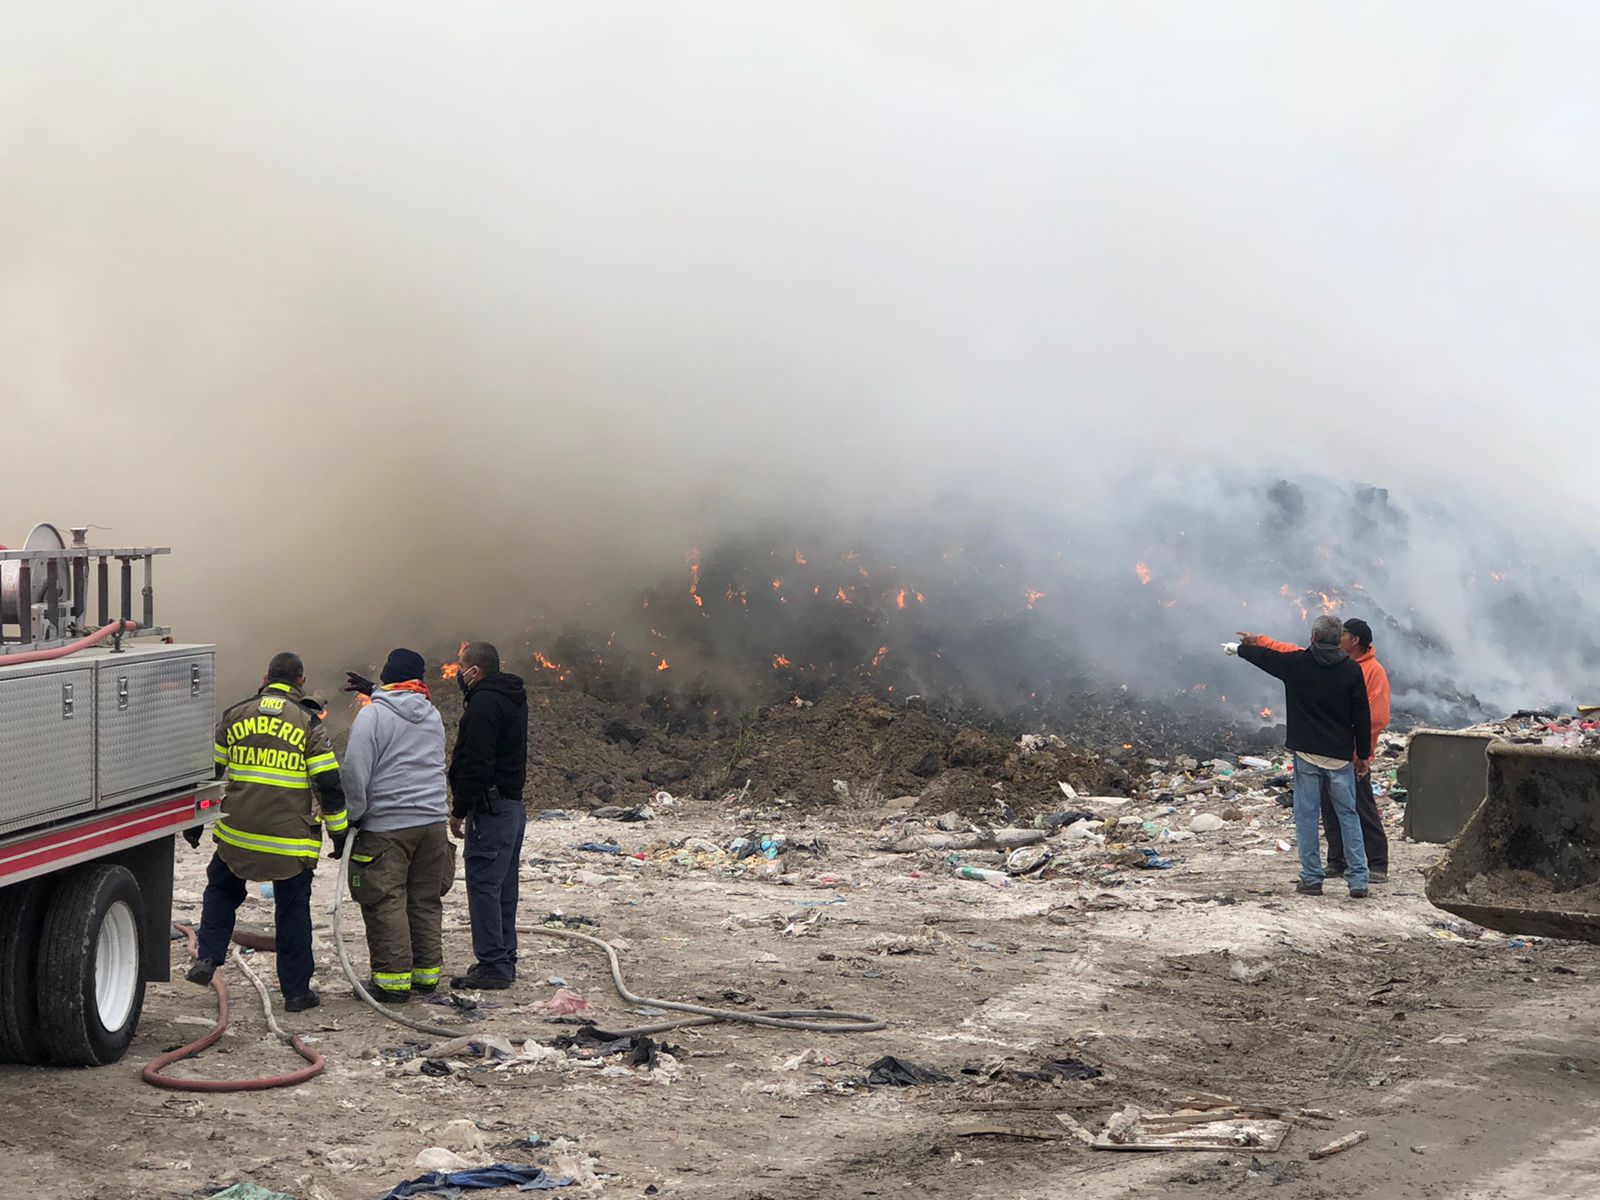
xmin=37 ymin=864 xmax=147 ymax=1067
xmin=0 ymin=878 xmax=54 ymax=1064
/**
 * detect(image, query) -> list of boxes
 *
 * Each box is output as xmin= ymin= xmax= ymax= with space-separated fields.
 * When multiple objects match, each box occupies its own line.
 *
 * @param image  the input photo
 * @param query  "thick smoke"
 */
xmin=2 ymin=4 xmax=1596 ymax=708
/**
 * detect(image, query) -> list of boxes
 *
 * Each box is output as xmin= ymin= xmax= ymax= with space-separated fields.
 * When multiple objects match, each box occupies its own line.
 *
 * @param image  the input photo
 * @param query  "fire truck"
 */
xmin=0 ymin=524 xmax=220 ymax=1066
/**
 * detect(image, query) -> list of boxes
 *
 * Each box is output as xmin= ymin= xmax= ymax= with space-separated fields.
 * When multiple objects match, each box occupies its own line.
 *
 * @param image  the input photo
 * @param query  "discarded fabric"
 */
xmin=589 ymin=806 xmax=650 ymax=822
xmin=574 ymin=841 xmax=622 ymax=855
xmin=865 ymin=1055 xmax=954 ymax=1086
xmin=376 ymin=1163 xmax=575 ymax=1198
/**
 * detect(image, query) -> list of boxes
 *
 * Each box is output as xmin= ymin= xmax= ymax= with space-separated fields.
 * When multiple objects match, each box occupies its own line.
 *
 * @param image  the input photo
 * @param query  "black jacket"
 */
xmin=1238 ymin=642 xmax=1372 ymax=761
xmin=448 ymin=672 xmax=529 ymax=816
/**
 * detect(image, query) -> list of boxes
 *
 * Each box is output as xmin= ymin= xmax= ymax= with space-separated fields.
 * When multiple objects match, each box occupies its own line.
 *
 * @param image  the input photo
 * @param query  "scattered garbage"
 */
xmin=1093 ymin=1097 xmax=1293 ymax=1152
xmin=1005 ymin=844 xmax=1054 ymax=875
xmin=575 ymin=841 xmax=623 ymax=855
xmin=208 ymin=1184 xmax=295 ymax=1200
xmin=589 ymin=806 xmax=650 ymax=822
xmin=952 ymin=864 xmax=1010 ymax=888
xmin=376 ymin=1164 xmax=575 ymax=1198
xmin=867 ymin=930 xmax=948 ymax=955
xmin=864 ymin=1055 xmax=954 ymax=1086
xmin=533 ymin=988 xmax=593 ymax=1017
xmin=1309 ymin=1130 xmax=1370 ymax=1160
xmin=1188 ymin=813 xmax=1227 ymax=833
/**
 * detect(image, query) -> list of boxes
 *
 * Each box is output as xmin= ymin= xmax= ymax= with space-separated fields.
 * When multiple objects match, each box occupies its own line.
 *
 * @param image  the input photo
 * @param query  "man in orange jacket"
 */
xmin=1241 ymin=617 xmax=1392 ymax=882
xmin=1328 ymin=618 xmax=1391 ymax=882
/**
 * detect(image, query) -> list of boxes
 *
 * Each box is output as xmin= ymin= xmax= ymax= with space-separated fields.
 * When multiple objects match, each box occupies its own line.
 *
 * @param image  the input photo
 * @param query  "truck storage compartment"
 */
xmin=0 ymin=661 xmax=96 ymax=835
xmin=95 ymin=645 xmax=215 ymax=806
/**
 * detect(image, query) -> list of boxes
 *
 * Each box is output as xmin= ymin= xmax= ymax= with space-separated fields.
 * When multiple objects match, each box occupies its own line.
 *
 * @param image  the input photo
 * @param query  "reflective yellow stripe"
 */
xmin=213 ymin=821 xmax=321 ymax=859
xmin=265 ymin=682 xmax=295 ymax=694
xmin=227 ymin=768 xmax=311 ymax=790
xmin=306 ymin=752 xmax=339 ymax=776
xmin=351 ymin=853 xmax=375 ymax=863
xmin=411 ymin=966 xmax=441 ymax=983
xmin=214 ymin=744 xmax=229 ymax=765
xmin=322 ymin=809 xmax=349 ymax=833
xmin=372 ymin=972 xmax=411 ymax=992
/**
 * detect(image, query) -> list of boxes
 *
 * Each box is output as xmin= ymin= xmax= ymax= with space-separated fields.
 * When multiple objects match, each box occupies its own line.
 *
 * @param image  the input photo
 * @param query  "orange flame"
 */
xmin=871 ymin=646 xmax=889 ymax=667
xmin=1319 ymin=591 xmax=1339 ymax=613
xmin=772 ymin=654 xmax=792 ymax=669
xmin=915 ymin=592 xmax=925 ymax=604
xmin=1023 ymin=588 xmax=1046 ymax=609
xmin=895 ymin=588 xmax=907 ymax=609
xmin=440 ymin=663 xmax=460 ymax=680
xmin=1260 ymin=707 xmax=1274 ymax=720
xmin=794 ymin=550 xmax=807 ymax=565
xmin=836 ymin=587 xmax=852 ymax=604
xmin=1134 ymin=562 xmax=1151 ymax=586
xmin=772 ymin=578 xmax=782 ymax=589
xmin=657 ymin=658 xmax=671 ymax=672
xmin=687 ymin=549 xmax=703 ymax=607
xmin=534 ymin=650 xmax=563 ymax=672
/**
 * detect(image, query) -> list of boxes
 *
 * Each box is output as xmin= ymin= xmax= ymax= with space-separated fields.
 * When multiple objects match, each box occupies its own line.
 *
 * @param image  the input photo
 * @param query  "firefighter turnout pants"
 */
xmin=197 ymin=853 xmax=316 ymax=999
xmin=348 ymin=822 xmax=455 ymax=997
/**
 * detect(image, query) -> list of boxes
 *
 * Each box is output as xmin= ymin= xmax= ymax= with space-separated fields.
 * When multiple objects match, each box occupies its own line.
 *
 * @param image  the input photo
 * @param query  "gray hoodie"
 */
xmin=341 ymin=688 xmax=449 ymax=832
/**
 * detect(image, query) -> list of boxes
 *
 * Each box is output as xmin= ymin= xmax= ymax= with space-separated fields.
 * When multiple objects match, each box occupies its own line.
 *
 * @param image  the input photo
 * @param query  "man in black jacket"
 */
xmin=1236 ymin=616 xmax=1373 ymax=898
xmin=447 ymin=641 xmax=529 ymax=989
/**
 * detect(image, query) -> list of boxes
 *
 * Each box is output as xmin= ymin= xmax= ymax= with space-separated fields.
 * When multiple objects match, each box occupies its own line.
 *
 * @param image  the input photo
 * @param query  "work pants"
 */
xmin=1324 ymin=771 xmax=1388 ymax=873
xmin=464 ymin=795 xmax=526 ymax=980
xmin=348 ymin=821 xmax=455 ymax=996
xmin=1292 ymin=758 xmax=1368 ymax=890
xmin=196 ymin=852 xmax=316 ymax=998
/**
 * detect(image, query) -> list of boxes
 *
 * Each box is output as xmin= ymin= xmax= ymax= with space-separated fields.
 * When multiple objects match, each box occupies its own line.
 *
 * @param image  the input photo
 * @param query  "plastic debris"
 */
xmin=533 ymin=988 xmax=593 ymax=1017
xmin=208 ymin=1185 xmax=295 ymax=1200
xmin=953 ymin=865 xmax=1010 ymax=888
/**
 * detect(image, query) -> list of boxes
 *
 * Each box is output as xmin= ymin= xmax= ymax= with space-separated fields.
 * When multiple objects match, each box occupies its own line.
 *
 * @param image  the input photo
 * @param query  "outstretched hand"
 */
xmin=344 ymin=672 xmax=376 ymax=696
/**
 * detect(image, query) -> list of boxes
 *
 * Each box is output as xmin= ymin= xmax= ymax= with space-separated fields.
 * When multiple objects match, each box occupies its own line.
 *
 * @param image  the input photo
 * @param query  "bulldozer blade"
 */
xmin=1426 ymin=743 xmax=1600 ymax=943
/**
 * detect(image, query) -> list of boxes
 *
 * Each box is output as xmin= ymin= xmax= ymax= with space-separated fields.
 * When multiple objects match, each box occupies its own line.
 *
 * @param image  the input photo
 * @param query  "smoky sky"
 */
xmin=3 ymin=2 xmax=1598 ymax=700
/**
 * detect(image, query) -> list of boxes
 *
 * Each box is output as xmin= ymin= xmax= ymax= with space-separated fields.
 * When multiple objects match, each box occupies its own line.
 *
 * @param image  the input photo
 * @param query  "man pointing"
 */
xmin=1235 ymin=616 xmax=1372 ymax=899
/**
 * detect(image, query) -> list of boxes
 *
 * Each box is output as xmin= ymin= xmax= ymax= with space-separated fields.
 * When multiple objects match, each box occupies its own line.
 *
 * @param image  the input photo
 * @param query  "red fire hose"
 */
xmin=142 ymin=924 xmax=325 ymax=1092
xmin=2 ymin=619 xmax=139 ymax=665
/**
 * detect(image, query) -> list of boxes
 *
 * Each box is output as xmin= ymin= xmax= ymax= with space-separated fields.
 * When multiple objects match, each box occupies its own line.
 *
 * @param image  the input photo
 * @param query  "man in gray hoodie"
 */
xmin=340 ymin=648 xmax=454 ymax=1003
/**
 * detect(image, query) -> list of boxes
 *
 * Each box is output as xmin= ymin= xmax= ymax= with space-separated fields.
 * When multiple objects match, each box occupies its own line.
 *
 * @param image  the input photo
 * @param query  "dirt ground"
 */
xmin=2 ymin=782 xmax=1597 ymax=1200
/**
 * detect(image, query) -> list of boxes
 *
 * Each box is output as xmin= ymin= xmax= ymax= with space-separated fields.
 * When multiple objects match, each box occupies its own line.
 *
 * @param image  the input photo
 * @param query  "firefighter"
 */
xmin=185 ymin=651 xmax=348 ymax=1011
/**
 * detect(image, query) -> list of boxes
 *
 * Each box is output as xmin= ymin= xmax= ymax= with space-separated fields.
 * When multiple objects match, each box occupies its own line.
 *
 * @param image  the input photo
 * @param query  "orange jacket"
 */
xmin=1250 ymin=636 xmax=1390 ymax=758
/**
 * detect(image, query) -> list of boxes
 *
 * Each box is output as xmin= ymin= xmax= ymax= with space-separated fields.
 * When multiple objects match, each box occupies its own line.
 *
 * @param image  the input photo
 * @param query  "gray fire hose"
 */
xmin=331 ymin=845 xmax=886 ymax=1041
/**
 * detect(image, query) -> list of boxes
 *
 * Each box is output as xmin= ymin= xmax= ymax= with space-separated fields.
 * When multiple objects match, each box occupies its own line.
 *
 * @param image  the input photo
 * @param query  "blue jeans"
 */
xmin=464 ymin=797 xmax=526 ymax=979
xmin=196 ymin=853 xmax=316 ymax=997
xmin=1293 ymin=757 xmax=1368 ymax=890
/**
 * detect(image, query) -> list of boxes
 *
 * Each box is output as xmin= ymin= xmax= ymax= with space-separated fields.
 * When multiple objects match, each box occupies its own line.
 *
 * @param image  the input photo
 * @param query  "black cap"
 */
xmin=379 ymin=648 xmax=426 ymax=684
xmin=1342 ymin=618 xmax=1373 ymax=649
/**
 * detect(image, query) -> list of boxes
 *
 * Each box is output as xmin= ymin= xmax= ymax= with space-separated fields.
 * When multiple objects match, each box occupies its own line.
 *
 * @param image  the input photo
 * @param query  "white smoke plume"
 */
xmin=2 ymin=3 xmax=1595 ymax=709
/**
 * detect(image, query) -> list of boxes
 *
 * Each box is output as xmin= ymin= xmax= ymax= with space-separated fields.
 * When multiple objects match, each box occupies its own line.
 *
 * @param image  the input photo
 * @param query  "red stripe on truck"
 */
xmin=0 ymin=797 xmax=197 ymax=881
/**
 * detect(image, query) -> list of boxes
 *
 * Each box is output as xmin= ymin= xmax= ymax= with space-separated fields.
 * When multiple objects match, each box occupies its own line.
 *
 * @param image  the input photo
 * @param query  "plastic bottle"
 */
xmin=259 ymin=881 xmax=275 ymax=900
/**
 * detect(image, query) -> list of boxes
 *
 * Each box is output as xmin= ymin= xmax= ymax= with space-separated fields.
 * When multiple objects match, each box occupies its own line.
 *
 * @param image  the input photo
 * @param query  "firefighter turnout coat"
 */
xmin=213 ymin=682 xmax=348 ymax=881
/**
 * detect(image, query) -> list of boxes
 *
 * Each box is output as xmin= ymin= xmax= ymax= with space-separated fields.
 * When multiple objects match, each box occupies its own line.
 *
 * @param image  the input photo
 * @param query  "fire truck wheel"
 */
xmin=37 ymin=864 xmax=147 ymax=1067
xmin=0 ymin=878 xmax=54 ymax=1064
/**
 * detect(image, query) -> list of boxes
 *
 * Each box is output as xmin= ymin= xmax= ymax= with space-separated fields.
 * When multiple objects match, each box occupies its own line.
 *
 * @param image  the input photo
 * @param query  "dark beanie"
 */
xmin=1342 ymin=618 xmax=1374 ymax=649
xmin=379 ymin=647 xmax=426 ymax=684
